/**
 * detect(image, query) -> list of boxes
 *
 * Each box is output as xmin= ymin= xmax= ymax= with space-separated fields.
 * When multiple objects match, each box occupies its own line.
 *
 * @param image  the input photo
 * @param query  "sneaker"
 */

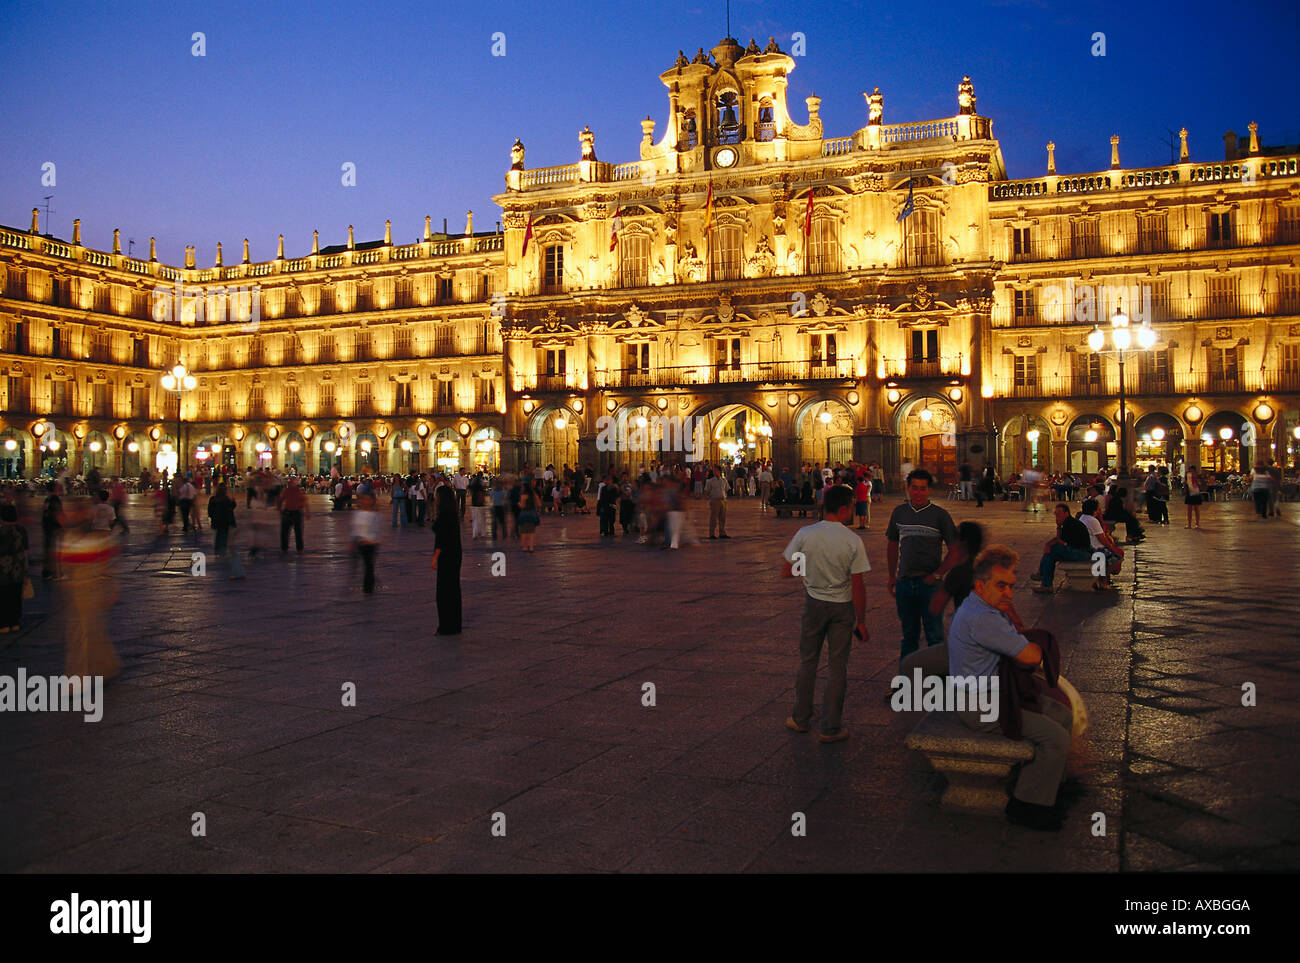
xmin=1006 ymin=796 xmax=1062 ymax=831
xmin=818 ymin=728 xmax=849 ymax=744
xmin=784 ymin=717 xmax=809 ymax=733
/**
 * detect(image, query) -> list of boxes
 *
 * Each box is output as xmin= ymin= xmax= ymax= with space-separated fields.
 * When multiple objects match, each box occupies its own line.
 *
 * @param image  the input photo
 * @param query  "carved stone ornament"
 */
xmin=717 ymin=293 xmax=736 ymax=324
xmin=543 ymin=310 xmax=563 ymax=332
xmin=910 ymin=283 xmax=935 ymax=311
xmin=810 ymin=293 xmax=832 ymax=317
xmin=1050 ymin=408 xmax=1068 ymax=426
xmin=1215 ymin=327 xmax=1231 ymax=340
xmin=624 ymin=305 xmax=646 ymax=327
xmin=1017 ymin=336 xmax=1033 ymax=348
xmin=1290 ymin=323 xmax=1300 ymax=336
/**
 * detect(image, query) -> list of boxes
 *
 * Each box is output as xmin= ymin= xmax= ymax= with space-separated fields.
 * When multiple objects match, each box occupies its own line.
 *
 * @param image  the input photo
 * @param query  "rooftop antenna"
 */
xmin=40 ymin=195 xmax=55 ymax=236
xmin=128 ymin=237 xmax=136 ymax=257
xmin=726 ymin=0 xmax=730 ymax=36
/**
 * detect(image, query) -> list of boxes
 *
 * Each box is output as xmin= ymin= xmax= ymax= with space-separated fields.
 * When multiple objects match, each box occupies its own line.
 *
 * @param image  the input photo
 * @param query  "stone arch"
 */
xmin=892 ymin=393 xmax=960 ymax=485
xmin=686 ymin=399 xmax=774 ymax=466
xmin=1201 ymin=410 xmax=1252 ymax=474
xmin=1066 ymin=413 xmax=1116 ymax=476
xmin=524 ymin=404 xmax=581 ymax=471
xmin=794 ymin=396 xmax=856 ymax=466
xmin=1133 ymin=411 xmax=1186 ymax=472
xmin=999 ymin=413 xmax=1054 ymax=476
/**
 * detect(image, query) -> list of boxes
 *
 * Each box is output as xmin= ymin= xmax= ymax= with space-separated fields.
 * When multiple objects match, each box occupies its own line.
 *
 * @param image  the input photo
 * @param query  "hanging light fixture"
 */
xmin=919 ymin=400 xmax=933 ymax=422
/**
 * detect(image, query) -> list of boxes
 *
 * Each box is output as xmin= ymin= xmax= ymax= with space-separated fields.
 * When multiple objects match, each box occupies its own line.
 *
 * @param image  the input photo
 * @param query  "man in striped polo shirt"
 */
xmin=886 ymin=468 xmax=959 ymax=661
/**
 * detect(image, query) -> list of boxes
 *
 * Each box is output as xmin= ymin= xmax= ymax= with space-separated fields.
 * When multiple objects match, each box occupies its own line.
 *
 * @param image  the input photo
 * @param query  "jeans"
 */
xmin=792 ymin=595 xmax=855 ymax=734
xmin=1038 ymin=544 xmax=1090 ymax=587
xmin=895 ymin=576 xmax=942 ymax=659
xmin=392 ymin=498 xmax=406 ymax=527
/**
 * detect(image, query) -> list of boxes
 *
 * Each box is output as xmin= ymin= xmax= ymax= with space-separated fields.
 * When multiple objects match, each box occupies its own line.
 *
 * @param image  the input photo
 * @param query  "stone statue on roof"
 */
xmin=674 ymin=49 xmax=689 ymax=68
xmin=580 ymin=125 xmax=596 ymax=161
xmin=510 ymin=138 xmax=525 ymax=170
xmin=745 ymin=38 xmax=761 ymax=55
xmin=692 ymin=47 xmax=710 ymax=65
xmin=958 ymin=76 xmax=977 ymax=115
xmin=764 ymin=36 xmax=781 ymax=54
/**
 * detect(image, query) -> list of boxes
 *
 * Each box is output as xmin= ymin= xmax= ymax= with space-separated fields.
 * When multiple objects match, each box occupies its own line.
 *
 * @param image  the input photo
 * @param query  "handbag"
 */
xmin=22 ymin=577 xmax=34 ymax=600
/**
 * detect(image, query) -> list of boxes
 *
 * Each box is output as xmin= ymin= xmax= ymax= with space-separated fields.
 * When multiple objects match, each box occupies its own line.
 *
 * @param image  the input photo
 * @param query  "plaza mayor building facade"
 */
xmin=3 ymin=37 xmax=1299 ymax=483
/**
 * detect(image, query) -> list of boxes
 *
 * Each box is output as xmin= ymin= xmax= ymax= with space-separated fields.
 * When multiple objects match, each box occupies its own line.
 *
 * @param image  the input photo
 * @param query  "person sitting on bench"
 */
xmin=1032 ymin=503 xmax=1093 ymax=594
xmin=1079 ymin=498 xmax=1123 ymax=592
xmin=770 ymin=479 xmax=788 ymax=507
xmin=949 ymin=545 xmax=1073 ymax=831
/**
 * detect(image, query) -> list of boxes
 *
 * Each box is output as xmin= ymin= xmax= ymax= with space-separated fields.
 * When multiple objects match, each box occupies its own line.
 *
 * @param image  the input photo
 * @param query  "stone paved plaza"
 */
xmin=1 ymin=491 xmax=1297 ymax=873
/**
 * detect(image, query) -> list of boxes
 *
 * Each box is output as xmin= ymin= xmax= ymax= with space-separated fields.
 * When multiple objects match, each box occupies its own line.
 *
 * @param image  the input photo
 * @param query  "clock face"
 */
xmin=715 ymin=147 xmax=737 ymax=168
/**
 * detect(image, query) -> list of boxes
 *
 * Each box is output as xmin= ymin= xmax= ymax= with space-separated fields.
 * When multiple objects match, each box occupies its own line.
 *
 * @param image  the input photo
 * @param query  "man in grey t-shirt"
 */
xmin=885 ymin=468 xmax=958 ymax=660
xmin=781 ymin=485 xmax=870 ymax=743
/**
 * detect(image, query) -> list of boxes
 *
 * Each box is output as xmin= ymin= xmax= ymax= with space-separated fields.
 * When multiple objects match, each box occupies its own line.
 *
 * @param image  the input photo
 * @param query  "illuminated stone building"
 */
xmin=0 ymin=212 xmax=507 ymax=479
xmin=494 ymin=37 xmax=1300 ymax=480
xmin=2 ymin=37 xmax=1298 ymax=483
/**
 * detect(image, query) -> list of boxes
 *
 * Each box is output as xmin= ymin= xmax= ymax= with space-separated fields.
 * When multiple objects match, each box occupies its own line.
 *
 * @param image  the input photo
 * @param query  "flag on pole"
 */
xmin=609 ymin=207 xmax=623 ymax=252
xmin=803 ymin=190 xmax=815 ymax=238
xmin=896 ymin=179 xmax=915 ymax=223
xmin=703 ymin=181 xmax=714 ymax=234
xmin=521 ymin=212 xmax=535 ymax=257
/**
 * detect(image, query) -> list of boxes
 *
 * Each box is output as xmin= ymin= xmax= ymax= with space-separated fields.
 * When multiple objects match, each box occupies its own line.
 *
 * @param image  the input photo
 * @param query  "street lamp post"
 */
xmin=1088 ymin=305 xmax=1156 ymax=480
xmin=160 ymin=363 xmax=196 ymax=477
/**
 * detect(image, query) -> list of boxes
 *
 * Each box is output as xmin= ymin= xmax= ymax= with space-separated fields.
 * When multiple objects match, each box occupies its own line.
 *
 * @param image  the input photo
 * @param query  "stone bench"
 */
xmin=772 ymin=502 xmax=818 ymax=518
xmin=1054 ymin=560 xmax=1097 ymax=592
xmin=899 ymin=643 xmax=1089 ymax=815
xmin=905 ymin=712 xmax=1035 ymax=815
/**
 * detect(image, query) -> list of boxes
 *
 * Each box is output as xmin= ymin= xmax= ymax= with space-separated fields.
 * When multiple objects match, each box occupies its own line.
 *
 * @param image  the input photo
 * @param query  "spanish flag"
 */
xmin=702 ymin=181 xmax=714 ymax=234
xmin=803 ymin=190 xmax=815 ymax=238
xmin=521 ymin=212 xmax=535 ymax=256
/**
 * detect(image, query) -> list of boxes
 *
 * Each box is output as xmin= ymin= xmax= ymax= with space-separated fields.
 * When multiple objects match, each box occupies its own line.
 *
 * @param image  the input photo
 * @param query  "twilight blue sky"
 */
xmin=2 ymin=0 xmax=1296 ymax=264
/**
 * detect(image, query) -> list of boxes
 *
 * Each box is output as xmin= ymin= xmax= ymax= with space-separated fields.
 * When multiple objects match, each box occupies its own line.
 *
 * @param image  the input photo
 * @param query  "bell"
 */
xmin=721 ymin=104 xmax=738 ymax=128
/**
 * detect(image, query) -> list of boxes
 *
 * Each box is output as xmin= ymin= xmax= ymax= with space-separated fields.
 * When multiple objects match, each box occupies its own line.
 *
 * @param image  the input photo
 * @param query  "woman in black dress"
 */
xmin=431 ymin=485 xmax=462 ymax=635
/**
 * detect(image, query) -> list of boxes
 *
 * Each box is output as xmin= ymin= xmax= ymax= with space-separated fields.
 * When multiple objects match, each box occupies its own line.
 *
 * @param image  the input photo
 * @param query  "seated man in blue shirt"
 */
xmin=948 ymin=544 xmax=1074 ymax=831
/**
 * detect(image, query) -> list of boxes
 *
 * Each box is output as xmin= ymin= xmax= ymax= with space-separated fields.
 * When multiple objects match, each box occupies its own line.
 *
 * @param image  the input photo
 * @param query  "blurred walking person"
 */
xmin=277 ymin=476 xmax=309 ymax=552
xmin=352 ymin=493 xmax=380 ymax=595
xmin=57 ymin=500 xmax=121 ymax=682
xmin=0 ymin=504 xmax=30 ymax=633
xmin=207 ymin=483 xmax=244 ymax=580
xmin=431 ymin=486 xmax=462 ymax=634
xmin=41 ymin=491 xmax=63 ymax=579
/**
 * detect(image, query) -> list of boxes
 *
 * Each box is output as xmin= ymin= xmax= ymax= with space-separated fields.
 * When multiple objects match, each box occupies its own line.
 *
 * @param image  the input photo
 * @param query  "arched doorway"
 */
xmin=83 ymin=431 xmax=112 ymax=476
xmin=470 ymin=427 xmax=501 ymax=472
xmin=0 ymin=429 xmax=27 ymax=479
xmin=318 ymin=431 xmax=342 ymax=475
xmin=355 ymin=432 xmax=379 ymax=474
xmin=1066 ymin=415 xmax=1115 ymax=475
xmin=1133 ymin=412 xmax=1185 ymax=473
xmin=797 ymin=398 xmax=855 ymax=466
xmin=527 ymin=406 xmax=580 ymax=471
xmin=390 ymin=428 xmax=421 ymax=473
xmin=696 ymin=403 xmax=773 ymax=466
xmin=1200 ymin=411 xmax=1250 ymax=473
xmin=283 ymin=431 xmax=307 ymax=473
xmin=154 ymin=432 xmax=178 ymax=478
xmin=121 ymin=434 xmax=146 ymax=480
xmin=999 ymin=414 xmax=1053 ymax=476
xmin=896 ymin=395 xmax=959 ymax=485
xmin=432 ymin=428 xmax=462 ymax=474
